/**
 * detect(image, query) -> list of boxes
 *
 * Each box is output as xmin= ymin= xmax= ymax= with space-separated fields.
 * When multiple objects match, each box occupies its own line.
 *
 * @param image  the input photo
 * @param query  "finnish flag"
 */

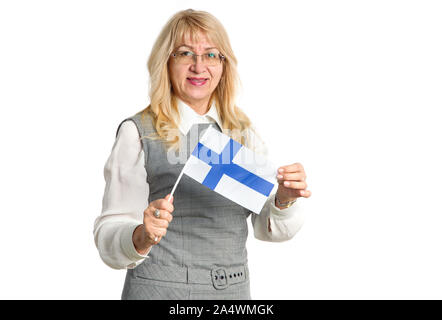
xmin=180 ymin=126 xmax=277 ymax=214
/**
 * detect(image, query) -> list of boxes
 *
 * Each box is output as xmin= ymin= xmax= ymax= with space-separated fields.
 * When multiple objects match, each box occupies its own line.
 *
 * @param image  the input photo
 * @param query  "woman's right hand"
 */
xmin=132 ymin=194 xmax=174 ymax=255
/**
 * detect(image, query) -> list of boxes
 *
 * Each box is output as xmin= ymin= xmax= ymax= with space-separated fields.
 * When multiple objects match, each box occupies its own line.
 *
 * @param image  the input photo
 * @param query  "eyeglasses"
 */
xmin=170 ymin=50 xmax=226 ymax=66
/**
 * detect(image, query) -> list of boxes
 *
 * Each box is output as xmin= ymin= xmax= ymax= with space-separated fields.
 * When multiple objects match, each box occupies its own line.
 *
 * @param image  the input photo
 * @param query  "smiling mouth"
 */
xmin=187 ymin=78 xmax=209 ymax=86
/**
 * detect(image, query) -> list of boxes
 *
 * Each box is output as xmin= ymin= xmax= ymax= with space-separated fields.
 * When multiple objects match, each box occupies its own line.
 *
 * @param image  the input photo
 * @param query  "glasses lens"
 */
xmin=175 ymin=51 xmax=193 ymax=64
xmin=204 ymin=52 xmax=220 ymax=66
xmin=174 ymin=51 xmax=222 ymax=66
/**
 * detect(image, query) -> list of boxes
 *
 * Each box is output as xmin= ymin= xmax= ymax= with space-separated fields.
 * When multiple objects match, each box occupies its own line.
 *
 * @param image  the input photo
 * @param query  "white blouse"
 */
xmin=93 ymin=99 xmax=305 ymax=270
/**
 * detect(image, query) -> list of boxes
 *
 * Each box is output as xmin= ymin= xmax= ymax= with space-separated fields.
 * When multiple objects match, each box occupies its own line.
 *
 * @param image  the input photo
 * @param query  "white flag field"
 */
xmin=170 ymin=126 xmax=277 ymax=214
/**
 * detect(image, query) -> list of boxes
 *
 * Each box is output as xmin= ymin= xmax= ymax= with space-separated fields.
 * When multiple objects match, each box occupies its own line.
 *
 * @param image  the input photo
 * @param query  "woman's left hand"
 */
xmin=276 ymin=162 xmax=311 ymax=205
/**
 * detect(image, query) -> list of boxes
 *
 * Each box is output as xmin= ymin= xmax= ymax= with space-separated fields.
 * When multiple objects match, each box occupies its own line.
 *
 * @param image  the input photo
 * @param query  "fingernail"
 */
xmin=278 ymin=168 xmax=284 ymax=173
xmin=284 ymin=181 xmax=290 ymax=186
xmin=277 ymin=175 xmax=283 ymax=179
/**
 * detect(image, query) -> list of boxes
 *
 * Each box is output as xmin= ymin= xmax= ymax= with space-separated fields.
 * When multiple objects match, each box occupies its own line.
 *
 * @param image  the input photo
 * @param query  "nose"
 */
xmin=190 ymin=55 xmax=207 ymax=74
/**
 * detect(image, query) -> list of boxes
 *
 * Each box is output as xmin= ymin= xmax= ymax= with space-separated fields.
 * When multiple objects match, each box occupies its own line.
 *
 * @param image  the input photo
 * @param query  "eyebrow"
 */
xmin=177 ymin=44 xmax=218 ymax=51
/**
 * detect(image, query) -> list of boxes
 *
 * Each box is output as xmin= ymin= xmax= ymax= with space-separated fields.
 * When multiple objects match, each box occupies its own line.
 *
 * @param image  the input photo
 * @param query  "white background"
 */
xmin=0 ymin=0 xmax=441 ymax=299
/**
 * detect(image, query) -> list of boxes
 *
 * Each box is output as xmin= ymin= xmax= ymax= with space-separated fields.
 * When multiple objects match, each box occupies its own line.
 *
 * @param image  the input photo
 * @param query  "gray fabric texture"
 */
xmin=116 ymin=110 xmax=253 ymax=300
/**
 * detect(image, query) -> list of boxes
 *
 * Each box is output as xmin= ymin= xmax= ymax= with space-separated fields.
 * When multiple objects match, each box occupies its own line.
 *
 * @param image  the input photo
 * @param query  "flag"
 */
xmin=181 ymin=126 xmax=277 ymax=214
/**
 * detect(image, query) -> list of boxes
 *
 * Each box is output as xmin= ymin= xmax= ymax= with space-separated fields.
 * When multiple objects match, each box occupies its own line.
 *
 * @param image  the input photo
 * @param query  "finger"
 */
xmin=278 ymin=163 xmax=304 ymax=173
xmin=162 ymin=211 xmax=173 ymax=223
xmin=156 ymin=227 xmax=167 ymax=237
xmin=154 ymin=198 xmax=174 ymax=213
xmin=277 ymin=172 xmax=305 ymax=181
xmin=154 ymin=234 xmax=164 ymax=243
xmin=300 ymin=189 xmax=312 ymax=198
xmin=152 ymin=208 xmax=173 ymax=223
xmin=151 ymin=207 xmax=164 ymax=219
xmin=165 ymin=193 xmax=174 ymax=204
xmin=282 ymin=181 xmax=307 ymax=189
xmin=152 ymin=217 xmax=169 ymax=229
xmin=151 ymin=234 xmax=161 ymax=244
xmin=149 ymin=226 xmax=167 ymax=243
xmin=153 ymin=228 xmax=167 ymax=241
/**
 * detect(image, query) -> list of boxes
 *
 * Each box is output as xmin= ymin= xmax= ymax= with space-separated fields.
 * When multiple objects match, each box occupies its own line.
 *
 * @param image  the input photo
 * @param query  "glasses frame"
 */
xmin=170 ymin=50 xmax=226 ymax=66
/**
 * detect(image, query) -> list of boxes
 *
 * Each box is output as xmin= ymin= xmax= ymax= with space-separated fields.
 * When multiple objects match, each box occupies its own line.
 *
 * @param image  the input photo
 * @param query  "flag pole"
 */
xmin=168 ymin=161 xmax=188 ymax=203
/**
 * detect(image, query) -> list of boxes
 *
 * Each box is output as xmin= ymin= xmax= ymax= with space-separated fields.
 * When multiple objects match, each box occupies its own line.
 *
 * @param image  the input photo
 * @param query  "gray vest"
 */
xmin=117 ymin=111 xmax=252 ymax=300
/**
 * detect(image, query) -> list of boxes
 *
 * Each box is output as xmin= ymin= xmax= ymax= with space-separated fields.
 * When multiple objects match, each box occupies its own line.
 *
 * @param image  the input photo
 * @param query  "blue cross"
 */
xmin=191 ymin=138 xmax=274 ymax=197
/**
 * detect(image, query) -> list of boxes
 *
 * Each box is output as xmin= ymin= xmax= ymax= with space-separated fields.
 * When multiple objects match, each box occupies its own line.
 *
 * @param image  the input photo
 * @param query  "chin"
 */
xmin=184 ymin=91 xmax=211 ymax=101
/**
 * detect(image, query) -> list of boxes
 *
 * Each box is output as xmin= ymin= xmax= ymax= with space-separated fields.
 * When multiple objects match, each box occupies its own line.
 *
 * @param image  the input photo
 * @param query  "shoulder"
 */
xmin=117 ymin=119 xmax=141 ymax=142
xmin=108 ymin=119 xmax=144 ymax=166
xmin=115 ymin=108 xmax=153 ymax=139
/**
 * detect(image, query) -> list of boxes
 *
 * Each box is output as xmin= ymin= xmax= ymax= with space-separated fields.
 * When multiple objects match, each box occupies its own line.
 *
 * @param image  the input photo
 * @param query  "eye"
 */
xmin=206 ymin=52 xmax=217 ymax=59
xmin=179 ymin=51 xmax=193 ymax=57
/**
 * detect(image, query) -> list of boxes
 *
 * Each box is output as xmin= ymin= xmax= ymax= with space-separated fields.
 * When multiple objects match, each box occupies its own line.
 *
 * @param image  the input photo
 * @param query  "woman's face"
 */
xmin=168 ymin=32 xmax=223 ymax=112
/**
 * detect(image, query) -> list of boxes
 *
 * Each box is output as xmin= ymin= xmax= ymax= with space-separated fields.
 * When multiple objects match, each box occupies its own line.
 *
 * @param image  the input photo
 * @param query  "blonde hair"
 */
xmin=140 ymin=8 xmax=255 ymax=150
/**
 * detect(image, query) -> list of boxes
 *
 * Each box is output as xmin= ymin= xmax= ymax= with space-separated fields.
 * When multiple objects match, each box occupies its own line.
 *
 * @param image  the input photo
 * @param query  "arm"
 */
xmin=251 ymin=193 xmax=305 ymax=242
xmin=93 ymin=120 xmax=150 ymax=270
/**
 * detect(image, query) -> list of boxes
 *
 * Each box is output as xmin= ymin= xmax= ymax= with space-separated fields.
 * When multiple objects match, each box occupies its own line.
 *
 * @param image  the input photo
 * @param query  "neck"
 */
xmin=180 ymin=97 xmax=211 ymax=115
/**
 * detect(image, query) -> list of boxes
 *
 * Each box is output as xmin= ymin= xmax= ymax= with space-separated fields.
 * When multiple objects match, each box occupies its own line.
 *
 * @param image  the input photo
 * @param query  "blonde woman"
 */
xmin=93 ymin=9 xmax=311 ymax=300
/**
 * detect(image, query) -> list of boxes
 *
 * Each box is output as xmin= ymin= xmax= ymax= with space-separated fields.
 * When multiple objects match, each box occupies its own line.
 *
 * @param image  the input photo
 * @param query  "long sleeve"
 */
xmin=247 ymin=126 xmax=306 ymax=242
xmin=251 ymin=194 xmax=305 ymax=242
xmin=93 ymin=120 xmax=150 ymax=270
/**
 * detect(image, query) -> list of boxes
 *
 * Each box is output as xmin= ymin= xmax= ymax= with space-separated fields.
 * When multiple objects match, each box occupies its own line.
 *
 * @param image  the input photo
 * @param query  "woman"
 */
xmin=94 ymin=9 xmax=311 ymax=300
